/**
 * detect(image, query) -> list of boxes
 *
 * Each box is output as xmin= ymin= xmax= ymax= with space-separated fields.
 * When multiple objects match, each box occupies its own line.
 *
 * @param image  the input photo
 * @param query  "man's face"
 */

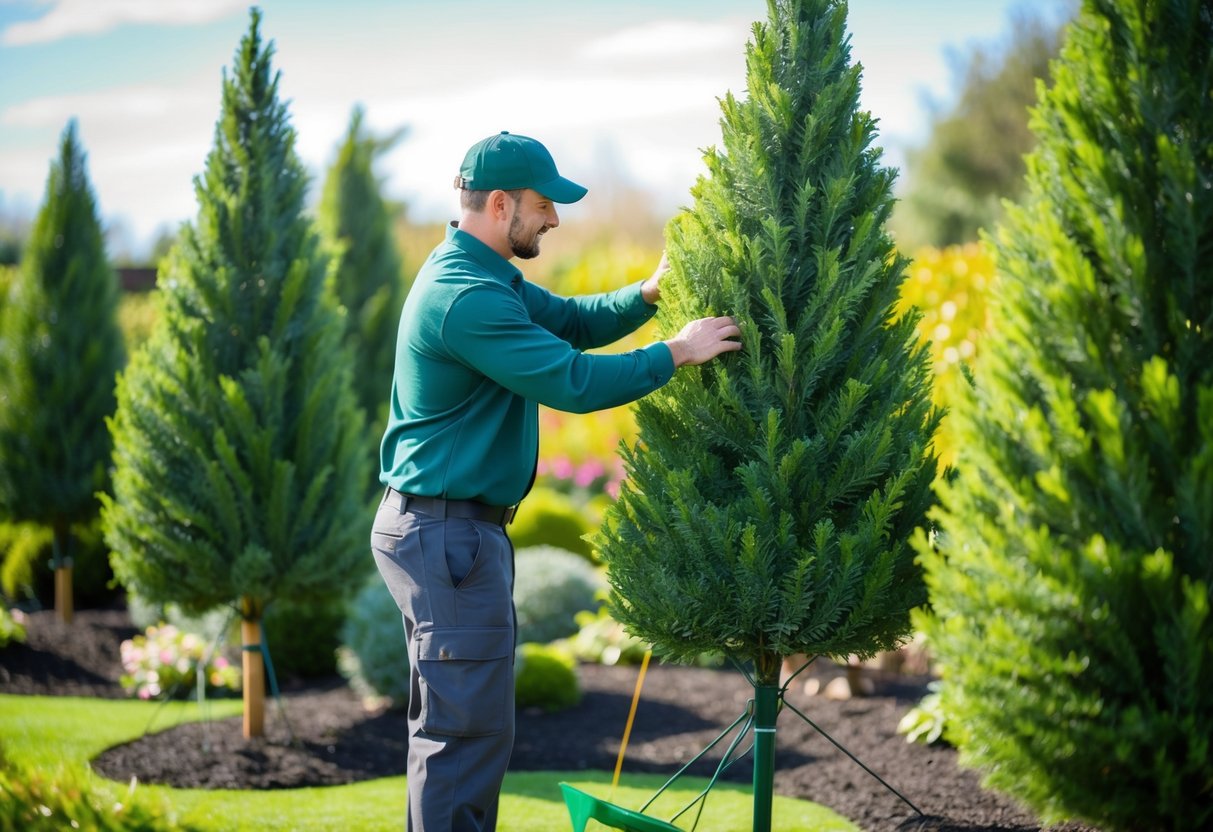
xmin=507 ymin=189 xmax=559 ymax=259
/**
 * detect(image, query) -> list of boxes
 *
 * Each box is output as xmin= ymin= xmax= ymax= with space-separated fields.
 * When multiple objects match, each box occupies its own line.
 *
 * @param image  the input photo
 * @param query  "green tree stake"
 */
xmin=317 ymin=105 xmax=408 ymax=493
xmin=101 ymin=9 xmax=364 ymax=737
xmin=915 ymin=1 xmax=1213 ymax=830
xmin=596 ymin=1 xmax=939 ymax=828
xmin=0 ymin=121 xmax=125 ymax=624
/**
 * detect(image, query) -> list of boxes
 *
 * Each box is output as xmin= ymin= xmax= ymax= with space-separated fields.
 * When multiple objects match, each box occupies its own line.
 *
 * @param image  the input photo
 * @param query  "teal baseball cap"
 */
xmin=456 ymin=131 xmax=588 ymax=204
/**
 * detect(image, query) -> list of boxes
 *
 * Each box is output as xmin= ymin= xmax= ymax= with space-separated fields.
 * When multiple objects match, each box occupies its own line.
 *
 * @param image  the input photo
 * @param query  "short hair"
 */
xmin=459 ymin=187 xmax=524 ymax=213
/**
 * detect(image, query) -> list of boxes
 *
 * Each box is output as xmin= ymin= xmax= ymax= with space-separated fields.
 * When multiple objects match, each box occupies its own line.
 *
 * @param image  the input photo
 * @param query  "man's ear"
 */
xmin=489 ymin=189 xmax=511 ymax=221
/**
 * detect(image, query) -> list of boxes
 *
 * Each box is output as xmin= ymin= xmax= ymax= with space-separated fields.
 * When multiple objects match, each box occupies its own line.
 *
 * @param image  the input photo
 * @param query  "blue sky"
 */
xmin=0 ymin=0 xmax=1068 ymax=257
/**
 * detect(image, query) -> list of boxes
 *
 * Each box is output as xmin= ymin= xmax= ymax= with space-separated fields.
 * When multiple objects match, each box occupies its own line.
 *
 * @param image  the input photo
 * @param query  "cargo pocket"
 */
xmin=416 ymin=626 xmax=514 ymax=737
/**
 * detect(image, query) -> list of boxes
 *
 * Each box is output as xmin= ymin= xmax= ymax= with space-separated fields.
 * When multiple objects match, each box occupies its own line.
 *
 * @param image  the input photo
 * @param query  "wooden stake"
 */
xmin=54 ymin=564 xmax=73 ymax=625
xmin=241 ymin=617 xmax=265 ymax=738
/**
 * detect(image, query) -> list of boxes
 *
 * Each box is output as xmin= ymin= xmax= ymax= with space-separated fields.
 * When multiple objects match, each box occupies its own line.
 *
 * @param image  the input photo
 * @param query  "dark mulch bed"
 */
xmin=1 ymin=607 xmax=1096 ymax=832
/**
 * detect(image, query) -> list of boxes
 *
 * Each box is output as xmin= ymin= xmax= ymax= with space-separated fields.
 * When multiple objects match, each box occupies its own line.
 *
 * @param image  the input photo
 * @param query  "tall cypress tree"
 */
xmin=0 ymin=121 xmax=124 ymax=623
xmin=317 ymin=105 xmax=407 ymax=487
xmin=601 ymin=0 xmax=937 ymax=684
xmin=916 ymin=1 xmax=1213 ymax=829
xmin=596 ymin=1 xmax=938 ymax=825
xmin=101 ymin=10 xmax=364 ymax=737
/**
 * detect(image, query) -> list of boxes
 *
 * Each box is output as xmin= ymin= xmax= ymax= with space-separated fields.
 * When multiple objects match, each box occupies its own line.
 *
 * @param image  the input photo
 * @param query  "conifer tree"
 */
xmin=317 ymin=105 xmax=407 ymax=487
xmin=101 ymin=10 xmax=365 ymax=737
xmin=916 ymin=1 xmax=1213 ymax=828
xmin=597 ymin=1 xmax=938 ymax=824
xmin=0 ymin=121 xmax=124 ymax=623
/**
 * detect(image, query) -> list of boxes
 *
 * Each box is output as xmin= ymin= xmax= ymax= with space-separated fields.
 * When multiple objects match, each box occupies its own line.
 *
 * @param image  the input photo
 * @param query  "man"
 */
xmin=372 ymin=131 xmax=740 ymax=831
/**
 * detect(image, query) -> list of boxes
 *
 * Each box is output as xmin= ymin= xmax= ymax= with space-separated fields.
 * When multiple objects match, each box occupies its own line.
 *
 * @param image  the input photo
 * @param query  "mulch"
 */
xmin=0 ymin=607 xmax=1096 ymax=832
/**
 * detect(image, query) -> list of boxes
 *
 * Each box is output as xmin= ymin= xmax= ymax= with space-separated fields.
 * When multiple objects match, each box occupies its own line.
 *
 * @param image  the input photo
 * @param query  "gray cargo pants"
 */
xmin=371 ymin=491 xmax=517 ymax=832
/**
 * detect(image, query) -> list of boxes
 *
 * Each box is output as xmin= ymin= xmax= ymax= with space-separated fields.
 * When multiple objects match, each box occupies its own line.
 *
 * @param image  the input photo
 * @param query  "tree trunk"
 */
xmin=51 ymin=519 xmax=73 ymax=624
xmin=240 ymin=598 xmax=265 ymax=738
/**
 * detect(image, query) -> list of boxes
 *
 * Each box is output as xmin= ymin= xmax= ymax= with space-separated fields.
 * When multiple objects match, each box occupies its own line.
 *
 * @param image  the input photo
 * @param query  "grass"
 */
xmin=0 ymin=694 xmax=859 ymax=831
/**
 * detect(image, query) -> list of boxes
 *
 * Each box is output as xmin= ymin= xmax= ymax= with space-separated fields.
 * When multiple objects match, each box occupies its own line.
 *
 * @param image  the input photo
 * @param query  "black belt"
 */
xmin=384 ymin=487 xmax=516 ymax=527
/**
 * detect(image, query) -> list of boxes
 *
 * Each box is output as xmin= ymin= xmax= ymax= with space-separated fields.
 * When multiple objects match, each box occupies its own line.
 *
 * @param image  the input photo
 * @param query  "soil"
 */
xmin=0 ymin=607 xmax=1096 ymax=832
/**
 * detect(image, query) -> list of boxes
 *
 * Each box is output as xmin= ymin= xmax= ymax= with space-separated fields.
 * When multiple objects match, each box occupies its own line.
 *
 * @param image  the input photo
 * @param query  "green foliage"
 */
xmin=0 ymin=605 xmax=25 ymax=648
xmin=0 ymin=748 xmax=193 ymax=832
xmin=916 ymin=1 xmax=1213 ymax=829
xmin=338 ymin=573 xmax=409 ymax=705
xmin=510 ymin=487 xmax=594 ymax=559
xmin=261 ymin=596 xmax=345 ymax=678
xmin=598 ymin=0 xmax=939 ymax=679
xmin=116 ymin=290 xmax=161 ymax=353
xmin=514 ymin=545 xmax=605 ymax=644
xmin=0 ymin=121 xmax=124 ymax=578
xmin=0 ymin=518 xmax=116 ymax=607
xmin=892 ymin=7 xmax=1069 ymax=248
xmin=514 ymin=642 xmax=581 ymax=713
xmin=0 ymin=521 xmax=51 ymax=602
xmin=0 ymin=265 xmax=14 ymax=302
xmin=101 ymin=10 xmax=365 ymax=621
xmin=317 ymin=105 xmax=408 ymax=490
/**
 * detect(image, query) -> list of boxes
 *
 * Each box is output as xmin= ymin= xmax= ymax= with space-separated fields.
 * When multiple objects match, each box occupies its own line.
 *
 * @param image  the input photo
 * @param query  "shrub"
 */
xmin=509 ymin=487 xmax=594 ymax=559
xmin=916 ymin=1 xmax=1213 ymax=828
xmin=119 ymin=623 xmax=239 ymax=700
xmin=514 ymin=545 xmax=605 ymax=644
xmin=0 ymin=749 xmax=190 ymax=831
xmin=514 ymin=642 xmax=580 ymax=713
xmin=338 ymin=574 xmax=409 ymax=706
xmin=261 ymin=597 xmax=345 ymax=678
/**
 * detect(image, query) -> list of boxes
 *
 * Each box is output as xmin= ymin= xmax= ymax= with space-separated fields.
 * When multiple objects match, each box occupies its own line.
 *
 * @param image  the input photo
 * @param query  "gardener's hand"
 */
xmin=664 ymin=316 xmax=742 ymax=367
xmin=640 ymin=250 xmax=669 ymax=304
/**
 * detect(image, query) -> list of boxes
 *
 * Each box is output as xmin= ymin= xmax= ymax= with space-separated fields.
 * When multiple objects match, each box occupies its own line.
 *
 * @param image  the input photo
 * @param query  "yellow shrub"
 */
xmin=895 ymin=243 xmax=998 ymax=468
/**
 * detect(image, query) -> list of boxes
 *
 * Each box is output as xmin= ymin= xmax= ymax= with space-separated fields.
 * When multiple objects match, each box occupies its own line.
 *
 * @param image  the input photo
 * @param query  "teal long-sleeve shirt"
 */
xmin=379 ymin=224 xmax=675 ymax=507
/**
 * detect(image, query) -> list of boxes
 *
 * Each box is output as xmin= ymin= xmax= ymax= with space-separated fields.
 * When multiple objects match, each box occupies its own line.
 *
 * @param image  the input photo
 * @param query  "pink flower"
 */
xmin=551 ymin=457 xmax=575 ymax=479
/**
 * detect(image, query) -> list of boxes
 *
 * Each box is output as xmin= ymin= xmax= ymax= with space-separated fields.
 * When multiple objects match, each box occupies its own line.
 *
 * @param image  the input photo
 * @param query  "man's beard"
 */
xmin=508 ymin=213 xmax=545 ymax=259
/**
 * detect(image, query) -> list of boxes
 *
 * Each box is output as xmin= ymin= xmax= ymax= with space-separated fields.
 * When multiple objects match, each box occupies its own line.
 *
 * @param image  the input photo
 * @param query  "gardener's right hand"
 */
xmin=664 ymin=316 xmax=742 ymax=367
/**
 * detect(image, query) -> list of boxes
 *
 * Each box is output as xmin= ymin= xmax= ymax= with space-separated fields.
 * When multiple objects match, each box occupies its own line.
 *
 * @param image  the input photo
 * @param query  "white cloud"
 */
xmin=0 ymin=81 xmax=215 ymax=243
xmin=582 ymin=19 xmax=743 ymax=62
xmin=1 ymin=84 xmax=213 ymax=127
xmin=2 ymin=0 xmax=246 ymax=46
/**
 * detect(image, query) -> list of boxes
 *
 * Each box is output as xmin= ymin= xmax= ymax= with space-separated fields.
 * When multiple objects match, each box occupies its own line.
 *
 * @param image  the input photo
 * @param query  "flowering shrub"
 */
xmin=118 ymin=624 xmax=239 ymax=700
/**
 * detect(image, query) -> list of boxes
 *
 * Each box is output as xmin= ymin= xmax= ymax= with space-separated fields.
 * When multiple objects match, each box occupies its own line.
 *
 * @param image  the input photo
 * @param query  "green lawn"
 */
xmin=0 ymin=694 xmax=859 ymax=831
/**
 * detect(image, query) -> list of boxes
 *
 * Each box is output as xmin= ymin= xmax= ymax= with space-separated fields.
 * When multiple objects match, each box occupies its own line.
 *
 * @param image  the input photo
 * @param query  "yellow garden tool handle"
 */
xmin=609 ymin=649 xmax=652 ymax=803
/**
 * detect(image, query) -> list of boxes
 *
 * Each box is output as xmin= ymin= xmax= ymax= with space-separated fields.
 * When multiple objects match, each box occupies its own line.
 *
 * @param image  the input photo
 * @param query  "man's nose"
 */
xmin=547 ymin=206 xmax=560 ymax=228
